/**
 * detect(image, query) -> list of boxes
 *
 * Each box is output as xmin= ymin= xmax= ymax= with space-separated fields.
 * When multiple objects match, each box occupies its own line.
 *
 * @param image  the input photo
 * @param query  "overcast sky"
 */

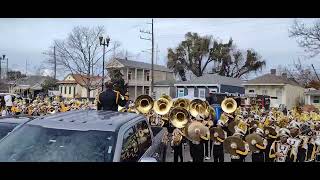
xmin=0 ymin=18 xmax=319 ymax=80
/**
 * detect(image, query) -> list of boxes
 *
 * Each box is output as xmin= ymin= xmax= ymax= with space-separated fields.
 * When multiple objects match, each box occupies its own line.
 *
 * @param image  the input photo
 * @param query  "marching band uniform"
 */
xmin=212 ymin=120 xmax=227 ymax=162
xmin=269 ymin=128 xmax=295 ymax=162
xmin=171 ymin=128 xmax=184 ymax=162
xmin=251 ymin=128 xmax=268 ymax=162
xmin=230 ymin=121 xmax=249 ymax=162
xmin=287 ymin=120 xmax=305 ymax=162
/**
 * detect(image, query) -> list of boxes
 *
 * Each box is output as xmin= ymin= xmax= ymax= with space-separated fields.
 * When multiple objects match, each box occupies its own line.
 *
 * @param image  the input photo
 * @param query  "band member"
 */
xmin=251 ymin=127 xmax=268 ymax=162
xmin=171 ymin=128 xmax=184 ymax=162
xmin=287 ymin=120 xmax=305 ymax=162
xmin=212 ymin=119 xmax=227 ymax=162
xmin=230 ymin=120 xmax=249 ymax=162
xmin=269 ymin=128 xmax=294 ymax=162
xmin=97 ymin=81 xmax=127 ymax=111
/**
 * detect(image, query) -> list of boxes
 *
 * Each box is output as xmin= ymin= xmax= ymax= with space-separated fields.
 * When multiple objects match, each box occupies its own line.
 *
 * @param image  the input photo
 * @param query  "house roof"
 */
xmin=14 ymin=75 xmax=52 ymax=90
xmin=244 ymin=74 xmax=301 ymax=87
xmin=174 ymin=74 xmax=244 ymax=87
xmin=305 ymin=90 xmax=320 ymax=95
xmin=57 ymin=74 xmax=103 ymax=87
xmin=107 ymin=58 xmax=173 ymax=72
xmin=154 ymin=79 xmax=176 ymax=86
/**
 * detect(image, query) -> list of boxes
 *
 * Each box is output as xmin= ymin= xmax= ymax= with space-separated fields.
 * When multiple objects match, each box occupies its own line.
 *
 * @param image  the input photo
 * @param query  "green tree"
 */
xmin=167 ymin=32 xmax=266 ymax=80
xmin=41 ymin=77 xmax=58 ymax=93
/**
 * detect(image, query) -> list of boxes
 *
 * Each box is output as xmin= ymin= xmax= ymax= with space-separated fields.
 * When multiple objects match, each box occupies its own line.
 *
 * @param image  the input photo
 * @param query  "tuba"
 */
xmin=153 ymin=95 xmax=173 ymax=115
xmin=173 ymin=98 xmax=190 ymax=110
xmin=189 ymin=99 xmax=207 ymax=118
xmin=221 ymin=98 xmax=237 ymax=114
xmin=135 ymin=95 xmax=154 ymax=114
xmin=169 ymin=107 xmax=190 ymax=128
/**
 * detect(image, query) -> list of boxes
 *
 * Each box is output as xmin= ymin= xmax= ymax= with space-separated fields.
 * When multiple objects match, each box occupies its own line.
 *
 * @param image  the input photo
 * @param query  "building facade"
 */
xmin=154 ymin=80 xmax=176 ymax=99
xmin=304 ymin=89 xmax=320 ymax=108
xmin=57 ymin=74 xmax=104 ymax=99
xmin=174 ymin=74 xmax=245 ymax=99
xmin=106 ymin=58 xmax=174 ymax=100
xmin=243 ymin=69 xmax=304 ymax=109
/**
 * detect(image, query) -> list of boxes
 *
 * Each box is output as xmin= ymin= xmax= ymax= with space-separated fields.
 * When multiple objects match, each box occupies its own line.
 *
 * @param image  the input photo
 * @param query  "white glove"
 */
xmin=214 ymin=132 xmax=219 ymax=137
xmin=251 ymin=139 xmax=257 ymax=145
xmin=230 ymin=143 xmax=237 ymax=149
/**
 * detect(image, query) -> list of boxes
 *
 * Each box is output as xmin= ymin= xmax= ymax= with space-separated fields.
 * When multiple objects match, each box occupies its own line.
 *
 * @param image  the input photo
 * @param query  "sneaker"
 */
xmin=188 ymin=159 xmax=193 ymax=162
xmin=205 ymin=156 xmax=210 ymax=160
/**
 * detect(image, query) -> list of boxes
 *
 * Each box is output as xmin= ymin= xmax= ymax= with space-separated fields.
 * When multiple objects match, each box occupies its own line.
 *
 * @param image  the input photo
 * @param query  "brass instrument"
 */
xmin=185 ymin=121 xmax=210 ymax=142
xmin=135 ymin=95 xmax=154 ymax=114
xmin=153 ymin=95 xmax=173 ymax=115
xmin=189 ymin=99 xmax=207 ymax=118
xmin=169 ymin=107 xmax=189 ymax=128
xmin=221 ymin=98 xmax=237 ymax=114
xmin=173 ymin=98 xmax=190 ymax=110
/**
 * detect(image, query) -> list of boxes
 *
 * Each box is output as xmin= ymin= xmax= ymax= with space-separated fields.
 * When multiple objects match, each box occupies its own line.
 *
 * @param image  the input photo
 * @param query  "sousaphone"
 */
xmin=189 ymin=99 xmax=207 ymax=118
xmin=169 ymin=107 xmax=190 ymax=128
xmin=153 ymin=95 xmax=173 ymax=115
xmin=223 ymin=136 xmax=246 ymax=156
xmin=135 ymin=95 xmax=154 ymax=114
xmin=221 ymin=98 xmax=237 ymax=114
xmin=245 ymin=133 xmax=264 ymax=152
xmin=173 ymin=98 xmax=190 ymax=111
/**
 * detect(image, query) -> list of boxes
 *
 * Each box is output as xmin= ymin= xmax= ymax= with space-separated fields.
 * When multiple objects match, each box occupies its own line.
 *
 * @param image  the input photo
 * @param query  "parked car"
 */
xmin=0 ymin=116 xmax=31 ymax=140
xmin=0 ymin=110 xmax=167 ymax=162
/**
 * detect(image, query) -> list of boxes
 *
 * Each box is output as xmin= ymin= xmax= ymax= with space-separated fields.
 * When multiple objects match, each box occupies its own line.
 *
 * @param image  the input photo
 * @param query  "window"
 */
xmin=314 ymin=99 xmax=319 ymax=103
xmin=69 ymin=86 xmax=71 ymax=94
xmin=145 ymin=71 xmax=150 ymax=81
xmin=73 ymin=87 xmax=76 ymax=96
xmin=209 ymin=88 xmax=217 ymax=93
xmin=64 ymin=86 xmax=66 ymax=94
xmin=249 ymin=89 xmax=255 ymax=93
xmin=60 ymin=86 xmax=62 ymax=94
xmin=177 ymin=88 xmax=184 ymax=97
xmin=134 ymin=120 xmax=152 ymax=156
xmin=145 ymin=87 xmax=149 ymax=95
xmin=262 ymin=89 xmax=268 ymax=95
xmin=198 ymin=88 xmax=205 ymax=98
xmin=128 ymin=71 xmax=132 ymax=80
xmin=120 ymin=127 xmax=140 ymax=162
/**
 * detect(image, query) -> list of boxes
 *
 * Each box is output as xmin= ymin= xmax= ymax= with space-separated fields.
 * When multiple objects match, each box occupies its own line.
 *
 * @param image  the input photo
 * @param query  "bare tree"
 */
xmin=44 ymin=26 xmax=120 ymax=98
xmin=289 ymin=19 xmax=320 ymax=57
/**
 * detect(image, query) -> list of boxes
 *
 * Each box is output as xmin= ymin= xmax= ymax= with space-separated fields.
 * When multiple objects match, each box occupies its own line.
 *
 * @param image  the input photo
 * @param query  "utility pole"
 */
xmin=25 ymin=59 xmax=28 ymax=76
xmin=140 ymin=18 xmax=154 ymax=98
xmin=6 ymin=57 xmax=8 ymax=79
xmin=54 ymin=46 xmax=57 ymax=80
xmin=312 ymin=64 xmax=320 ymax=81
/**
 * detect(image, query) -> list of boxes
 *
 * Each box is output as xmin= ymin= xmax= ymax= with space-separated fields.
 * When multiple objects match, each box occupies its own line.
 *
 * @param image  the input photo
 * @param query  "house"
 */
xmin=304 ymin=89 xmax=320 ymax=108
xmin=243 ymin=69 xmax=304 ymax=109
xmin=106 ymin=58 xmax=174 ymax=100
xmin=57 ymin=74 xmax=105 ymax=99
xmin=154 ymin=79 xmax=176 ymax=99
xmin=9 ymin=75 xmax=53 ymax=98
xmin=174 ymin=74 xmax=245 ymax=99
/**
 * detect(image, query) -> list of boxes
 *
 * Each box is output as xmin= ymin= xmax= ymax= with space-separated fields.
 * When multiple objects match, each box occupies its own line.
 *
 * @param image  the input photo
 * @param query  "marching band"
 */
xmin=3 ymin=86 xmax=320 ymax=162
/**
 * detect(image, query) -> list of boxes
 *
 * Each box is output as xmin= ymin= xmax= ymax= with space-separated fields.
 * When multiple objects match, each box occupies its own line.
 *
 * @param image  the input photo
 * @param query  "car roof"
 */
xmin=0 ymin=116 xmax=31 ymax=124
xmin=27 ymin=110 xmax=143 ymax=132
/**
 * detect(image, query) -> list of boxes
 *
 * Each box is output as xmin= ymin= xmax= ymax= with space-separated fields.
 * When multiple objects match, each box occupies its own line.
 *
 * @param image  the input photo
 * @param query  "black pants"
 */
xmin=173 ymin=144 xmax=183 ymax=162
xmin=265 ymin=139 xmax=275 ymax=162
xmin=191 ymin=143 xmax=204 ymax=162
xmin=204 ymin=140 xmax=213 ymax=157
xmin=297 ymin=148 xmax=306 ymax=162
xmin=212 ymin=144 xmax=224 ymax=162
xmin=252 ymin=152 xmax=265 ymax=162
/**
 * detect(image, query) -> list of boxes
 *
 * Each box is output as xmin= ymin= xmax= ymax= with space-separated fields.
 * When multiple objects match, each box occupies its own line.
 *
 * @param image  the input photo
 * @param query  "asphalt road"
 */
xmin=165 ymin=143 xmax=252 ymax=162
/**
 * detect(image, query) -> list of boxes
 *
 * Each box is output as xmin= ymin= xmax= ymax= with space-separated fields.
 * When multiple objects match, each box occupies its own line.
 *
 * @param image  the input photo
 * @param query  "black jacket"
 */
xmin=97 ymin=89 xmax=127 ymax=111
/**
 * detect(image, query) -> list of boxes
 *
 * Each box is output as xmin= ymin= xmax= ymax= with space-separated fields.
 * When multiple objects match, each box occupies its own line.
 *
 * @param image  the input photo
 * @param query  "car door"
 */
xmin=119 ymin=127 xmax=141 ymax=162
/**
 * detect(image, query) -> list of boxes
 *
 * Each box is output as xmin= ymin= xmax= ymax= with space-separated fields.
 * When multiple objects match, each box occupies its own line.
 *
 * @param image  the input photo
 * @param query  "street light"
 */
xmin=99 ymin=36 xmax=110 ymax=91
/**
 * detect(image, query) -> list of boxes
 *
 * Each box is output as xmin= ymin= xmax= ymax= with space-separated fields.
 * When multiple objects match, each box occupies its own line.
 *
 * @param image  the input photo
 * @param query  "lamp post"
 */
xmin=99 ymin=36 xmax=110 ymax=92
xmin=0 ymin=54 xmax=5 ymax=80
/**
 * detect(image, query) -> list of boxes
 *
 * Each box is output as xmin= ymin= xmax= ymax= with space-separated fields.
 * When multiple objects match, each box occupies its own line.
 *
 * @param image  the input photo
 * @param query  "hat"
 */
xmin=254 ymin=114 xmax=260 ymax=120
xmin=234 ymin=120 xmax=248 ymax=135
xmin=255 ymin=128 xmax=264 ymax=136
xmin=288 ymin=120 xmax=300 ymax=129
xmin=278 ymin=128 xmax=290 ymax=138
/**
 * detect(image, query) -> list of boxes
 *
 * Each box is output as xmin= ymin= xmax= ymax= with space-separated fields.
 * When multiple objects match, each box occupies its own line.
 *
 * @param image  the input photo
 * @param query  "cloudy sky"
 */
xmin=0 ymin=18 xmax=319 ymax=80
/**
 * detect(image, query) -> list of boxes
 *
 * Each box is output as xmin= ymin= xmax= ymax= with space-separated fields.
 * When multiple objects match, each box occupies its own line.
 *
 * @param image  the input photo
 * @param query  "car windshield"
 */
xmin=0 ymin=124 xmax=116 ymax=162
xmin=0 ymin=122 xmax=18 ymax=139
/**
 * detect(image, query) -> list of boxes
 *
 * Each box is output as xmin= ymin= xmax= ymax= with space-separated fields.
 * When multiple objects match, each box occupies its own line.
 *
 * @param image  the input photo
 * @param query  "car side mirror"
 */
xmin=139 ymin=157 xmax=158 ymax=162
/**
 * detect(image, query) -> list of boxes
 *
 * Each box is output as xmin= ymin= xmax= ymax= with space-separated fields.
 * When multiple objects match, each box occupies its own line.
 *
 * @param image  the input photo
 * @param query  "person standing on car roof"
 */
xmin=97 ymin=81 xmax=127 ymax=111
